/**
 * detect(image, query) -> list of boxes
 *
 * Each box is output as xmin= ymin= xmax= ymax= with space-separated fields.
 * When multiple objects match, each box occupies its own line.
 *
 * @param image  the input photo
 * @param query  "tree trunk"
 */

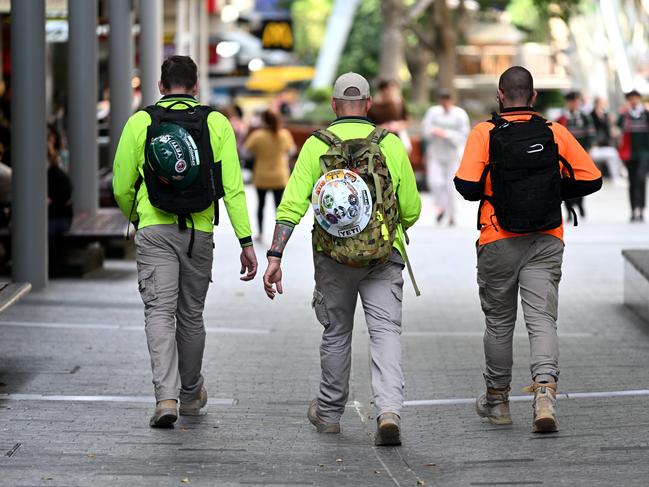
xmin=431 ymin=0 xmax=456 ymax=97
xmin=406 ymin=47 xmax=432 ymax=105
xmin=379 ymin=0 xmax=406 ymax=81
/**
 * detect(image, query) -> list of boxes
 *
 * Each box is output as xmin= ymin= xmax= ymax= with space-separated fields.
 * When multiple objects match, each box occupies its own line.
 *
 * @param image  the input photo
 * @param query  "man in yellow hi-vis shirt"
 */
xmin=113 ymin=56 xmax=257 ymax=428
xmin=262 ymin=73 xmax=421 ymax=446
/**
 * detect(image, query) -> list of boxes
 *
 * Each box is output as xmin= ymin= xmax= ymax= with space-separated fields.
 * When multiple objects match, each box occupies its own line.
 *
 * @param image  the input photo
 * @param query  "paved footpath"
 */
xmin=2 ymin=182 xmax=649 ymax=486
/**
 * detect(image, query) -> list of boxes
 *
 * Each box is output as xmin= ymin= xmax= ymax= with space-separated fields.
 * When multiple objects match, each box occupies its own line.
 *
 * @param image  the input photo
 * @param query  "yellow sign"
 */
xmin=261 ymin=21 xmax=293 ymax=50
xmin=246 ymin=66 xmax=315 ymax=92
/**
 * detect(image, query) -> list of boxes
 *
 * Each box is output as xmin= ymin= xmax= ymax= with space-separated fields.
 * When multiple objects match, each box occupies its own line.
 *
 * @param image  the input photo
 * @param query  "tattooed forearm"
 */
xmin=270 ymin=222 xmax=294 ymax=254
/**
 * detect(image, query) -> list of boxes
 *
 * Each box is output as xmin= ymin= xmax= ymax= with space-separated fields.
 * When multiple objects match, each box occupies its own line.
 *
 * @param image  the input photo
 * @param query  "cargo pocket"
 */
xmin=311 ymin=288 xmax=330 ymax=328
xmin=477 ymin=274 xmax=492 ymax=313
xmin=138 ymin=266 xmax=157 ymax=304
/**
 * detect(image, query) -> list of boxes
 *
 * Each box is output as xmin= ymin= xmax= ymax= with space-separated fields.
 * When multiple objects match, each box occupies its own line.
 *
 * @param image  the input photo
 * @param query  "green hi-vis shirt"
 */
xmin=112 ymin=95 xmax=252 ymax=245
xmin=276 ymin=116 xmax=422 ymax=258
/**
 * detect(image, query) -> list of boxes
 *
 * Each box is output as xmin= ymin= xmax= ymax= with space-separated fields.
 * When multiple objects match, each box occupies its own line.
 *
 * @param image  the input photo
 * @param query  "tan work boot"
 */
xmin=179 ymin=386 xmax=208 ymax=416
xmin=375 ymin=412 xmax=401 ymax=446
xmin=149 ymin=399 xmax=178 ymax=428
xmin=524 ymin=382 xmax=558 ymax=433
xmin=307 ymin=398 xmax=340 ymax=434
xmin=476 ymin=386 xmax=512 ymax=425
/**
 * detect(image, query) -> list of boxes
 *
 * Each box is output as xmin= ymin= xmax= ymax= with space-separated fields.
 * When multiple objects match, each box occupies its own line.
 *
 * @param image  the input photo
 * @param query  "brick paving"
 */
xmin=1 ymin=181 xmax=649 ymax=486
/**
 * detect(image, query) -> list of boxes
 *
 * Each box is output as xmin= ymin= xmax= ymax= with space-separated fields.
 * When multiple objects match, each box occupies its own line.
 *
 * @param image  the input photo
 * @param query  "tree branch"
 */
xmin=407 ymin=23 xmax=436 ymax=51
xmin=403 ymin=0 xmax=435 ymax=27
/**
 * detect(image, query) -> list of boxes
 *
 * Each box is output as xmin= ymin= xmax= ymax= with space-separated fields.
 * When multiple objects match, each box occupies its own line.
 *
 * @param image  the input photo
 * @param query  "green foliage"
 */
xmin=304 ymin=86 xmax=333 ymax=103
xmin=337 ymin=0 xmax=382 ymax=79
xmin=290 ymin=0 xmax=332 ymax=66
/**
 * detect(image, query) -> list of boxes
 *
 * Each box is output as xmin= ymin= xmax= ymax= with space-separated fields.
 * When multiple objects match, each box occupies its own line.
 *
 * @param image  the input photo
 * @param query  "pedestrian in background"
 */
xmin=243 ymin=109 xmax=295 ymax=242
xmin=368 ymin=79 xmax=412 ymax=154
xmin=618 ymin=90 xmax=649 ymax=222
xmin=455 ymin=66 xmax=602 ymax=433
xmin=113 ymin=56 xmax=257 ymax=428
xmin=557 ymin=91 xmax=595 ymax=221
xmin=421 ymin=89 xmax=470 ymax=225
xmin=590 ymin=96 xmax=623 ymax=184
xmin=262 ymin=72 xmax=421 ymax=446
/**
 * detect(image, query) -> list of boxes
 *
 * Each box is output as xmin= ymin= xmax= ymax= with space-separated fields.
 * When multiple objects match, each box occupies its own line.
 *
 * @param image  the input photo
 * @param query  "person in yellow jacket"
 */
xmin=262 ymin=73 xmax=421 ymax=446
xmin=113 ymin=56 xmax=257 ymax=428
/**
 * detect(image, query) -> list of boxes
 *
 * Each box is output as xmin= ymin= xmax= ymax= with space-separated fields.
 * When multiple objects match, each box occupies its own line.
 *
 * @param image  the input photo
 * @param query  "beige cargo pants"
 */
xmin=477 ymin=233 xmax=564 ymax=389
xmin=135 ymin=224 xmax=213 ymax=403
xmin=312 ymin=250 xmax=405 ymax=422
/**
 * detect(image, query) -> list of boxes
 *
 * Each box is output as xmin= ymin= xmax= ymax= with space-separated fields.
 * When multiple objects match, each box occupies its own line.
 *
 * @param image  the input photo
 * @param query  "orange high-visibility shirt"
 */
xmin=455 ymin=110 xmax=602 ymax=246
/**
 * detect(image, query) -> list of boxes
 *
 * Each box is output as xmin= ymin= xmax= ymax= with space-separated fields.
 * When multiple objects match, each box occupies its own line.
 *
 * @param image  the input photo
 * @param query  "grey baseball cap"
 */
xmin=333 ymin=72 xmax=370 ymax=100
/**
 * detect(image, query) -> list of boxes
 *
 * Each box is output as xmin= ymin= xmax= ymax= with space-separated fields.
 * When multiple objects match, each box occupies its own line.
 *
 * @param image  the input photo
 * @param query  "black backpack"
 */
xmin=130 ymin=101 xmax=225 ymax=256
xmin=480 ymin=113 xmax=574 ymax=233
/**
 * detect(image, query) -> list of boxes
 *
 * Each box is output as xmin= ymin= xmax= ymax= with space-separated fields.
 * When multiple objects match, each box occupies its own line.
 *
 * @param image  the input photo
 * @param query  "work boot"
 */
xmin=525 ymin=382 xmax=558 ymax=433
xmin=179 ymin=386 xmax=208 ymax=416
xmin=307 ymin=398 xmax=340 ymax=433
xmin=476 ymin=386 xmax=512 ymax=425
xmin=375 ymin=412 xmax=401 ymax=446
xmin=149 ymin=399 xmax=178 ymax=428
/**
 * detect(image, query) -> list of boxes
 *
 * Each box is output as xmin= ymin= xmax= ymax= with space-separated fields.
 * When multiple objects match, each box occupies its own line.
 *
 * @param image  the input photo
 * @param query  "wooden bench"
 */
xmin=0 ymin=208 xmax=134 ymax=276
xmin=0 ymin=282 xmax=31 ymax=314
xmin=622 ymin=249 xmax=649 ymax=323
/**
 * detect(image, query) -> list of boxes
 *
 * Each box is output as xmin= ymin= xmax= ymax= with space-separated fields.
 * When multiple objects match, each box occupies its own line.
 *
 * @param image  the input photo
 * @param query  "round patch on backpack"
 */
xmin=146 ymin=123 xmax=200 ymax=189
xmin=312 ymin=169 xmax=372 ymax=238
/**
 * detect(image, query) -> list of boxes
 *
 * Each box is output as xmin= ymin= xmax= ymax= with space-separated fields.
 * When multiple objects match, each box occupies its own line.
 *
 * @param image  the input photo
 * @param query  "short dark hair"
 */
xmin=377 ymin=79 xmax=396 ymax=91
xmin=160 ymin=55 xmax=198 ymax=91
xmin=564 ymin=91 xmax=580 ymax=101
xmin=498 ymin=66 xmax=534 ymax=104
xmin=625 ymin=89 xmax=642 ymax=99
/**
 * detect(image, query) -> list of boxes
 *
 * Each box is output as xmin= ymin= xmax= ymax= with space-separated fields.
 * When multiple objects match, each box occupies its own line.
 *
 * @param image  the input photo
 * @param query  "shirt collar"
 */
xmin=500 ymin=106 xmax=535 ymax=114
xmin=159 ymin=93 xmax=197 ymax=101
xmin=330 ymin=116 xmax=375 ymax=126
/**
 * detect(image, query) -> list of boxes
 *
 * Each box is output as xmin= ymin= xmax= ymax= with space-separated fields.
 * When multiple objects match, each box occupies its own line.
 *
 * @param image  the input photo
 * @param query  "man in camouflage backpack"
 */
xmin=262 ymin=73 xmax=421 ymax=446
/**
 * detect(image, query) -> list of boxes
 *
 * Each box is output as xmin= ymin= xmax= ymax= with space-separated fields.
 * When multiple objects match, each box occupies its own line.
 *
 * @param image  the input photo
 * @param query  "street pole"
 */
xmin=11 ymin=0 xmax=48 ymax=289
xmin=108 ymin=0 xmax=134 ymax=164
xmin=198 ymin=0 xmax=209 ymax=103
xmin=68 ymin=0 xmax=98 ymax=214
xmin=139 ymin=0 xmax=163 ymax=107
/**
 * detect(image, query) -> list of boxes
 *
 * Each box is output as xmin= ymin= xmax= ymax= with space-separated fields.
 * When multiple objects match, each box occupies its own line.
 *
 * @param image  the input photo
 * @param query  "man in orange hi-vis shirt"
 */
xmin=454 ymin=66 xmax=602 ymax=433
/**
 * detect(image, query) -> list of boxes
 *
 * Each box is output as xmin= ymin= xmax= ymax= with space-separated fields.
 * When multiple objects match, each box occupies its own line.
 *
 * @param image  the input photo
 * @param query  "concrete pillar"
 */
xmin=175 ymin=0 xmax=189 ymax=55
xmin=139 ymin=0 xmax=163 ymax=107
xmin=108 ymin=0 xmax=134 ymax=163
xmin=68 ymin=0 xmax=98 ymax=214
xmin=198 ymin=0 xmax=209 ymax=102
xmin=188 ymin=0 xmax=198 ymax=61
xmin=11 ymin=0 xmax=48 ymax=289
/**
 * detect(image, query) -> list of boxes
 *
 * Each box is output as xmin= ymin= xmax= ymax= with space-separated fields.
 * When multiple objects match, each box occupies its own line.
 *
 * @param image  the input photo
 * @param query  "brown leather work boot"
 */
xmin=476 ymin=386 xmax=512 ymax=425
xmin=524 ymin=382 xmax=558 ymax=433
xmin=179 ymin=386 xmax=208 ymax=416
xmin=149 ymin=399 xmax=178 ymax=428
xmin=375 ymin=412 xmax=401 ymax=446
xmin=307 ymin=398 xmax=340 ymax=434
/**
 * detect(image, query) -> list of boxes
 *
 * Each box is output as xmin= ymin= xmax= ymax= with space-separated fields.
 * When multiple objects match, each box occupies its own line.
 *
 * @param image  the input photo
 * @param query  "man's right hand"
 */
xmin=263 ymin=257 xmax=283 ymax=300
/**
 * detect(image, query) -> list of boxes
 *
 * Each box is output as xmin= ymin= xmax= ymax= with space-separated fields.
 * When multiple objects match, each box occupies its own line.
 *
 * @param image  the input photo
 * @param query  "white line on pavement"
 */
xmin=403 ymin=389 xmax=649 ymax=407
xmin=372 ymin=447 xmax=401 ymax=487
xmin=0 ymin=393 xmax=235 ymax=405
xmin=0 ymin=321 xmax=269 ymax=334
xmin=402 ymin=331 xmax=592 ymax=338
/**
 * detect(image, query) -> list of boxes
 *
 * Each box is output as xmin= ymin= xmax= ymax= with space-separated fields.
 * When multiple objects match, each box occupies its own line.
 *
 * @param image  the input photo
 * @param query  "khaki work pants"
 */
xmin=312 ymin=251 xmax=405 ymax=422
xmin=135 ymin=224 xmax=213 ymax=402
xmin=476 ymin=234 xmax=564 ymax=389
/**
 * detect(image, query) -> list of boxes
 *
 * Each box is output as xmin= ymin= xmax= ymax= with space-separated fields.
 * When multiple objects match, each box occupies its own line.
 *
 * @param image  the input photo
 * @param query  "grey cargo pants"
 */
xmin=135 ymin=225 xmax=213 ymax=402
xmin=477 ymin=234 xmax=564 ymax=389
xmin=312 ymin=251 xmax=405 ymax=422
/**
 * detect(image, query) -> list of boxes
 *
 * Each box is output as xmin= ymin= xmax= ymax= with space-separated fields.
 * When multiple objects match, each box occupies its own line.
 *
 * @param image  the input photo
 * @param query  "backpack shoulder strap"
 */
xmin=367 ymin=126 xmax=389 ymax=145
xmin=488 ymin=111 xmax=508 ymax=127
xmin=312 ymin=128 xmax=342 ymax=148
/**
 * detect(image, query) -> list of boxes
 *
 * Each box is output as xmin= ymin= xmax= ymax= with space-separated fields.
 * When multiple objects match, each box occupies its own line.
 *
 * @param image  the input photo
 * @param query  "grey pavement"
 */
xmin=2 ymin=181 xmax=649 ymax=486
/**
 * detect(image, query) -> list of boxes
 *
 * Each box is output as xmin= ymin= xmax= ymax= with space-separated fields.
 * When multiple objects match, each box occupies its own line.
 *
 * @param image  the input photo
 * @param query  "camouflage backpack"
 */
xmin=312 ymin=127 xmax=399 ymax=267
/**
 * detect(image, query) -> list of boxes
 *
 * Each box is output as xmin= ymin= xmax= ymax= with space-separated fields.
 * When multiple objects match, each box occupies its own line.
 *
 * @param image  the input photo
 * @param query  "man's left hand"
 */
xmin=240 ymin=246 xmax=258 ymax=281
